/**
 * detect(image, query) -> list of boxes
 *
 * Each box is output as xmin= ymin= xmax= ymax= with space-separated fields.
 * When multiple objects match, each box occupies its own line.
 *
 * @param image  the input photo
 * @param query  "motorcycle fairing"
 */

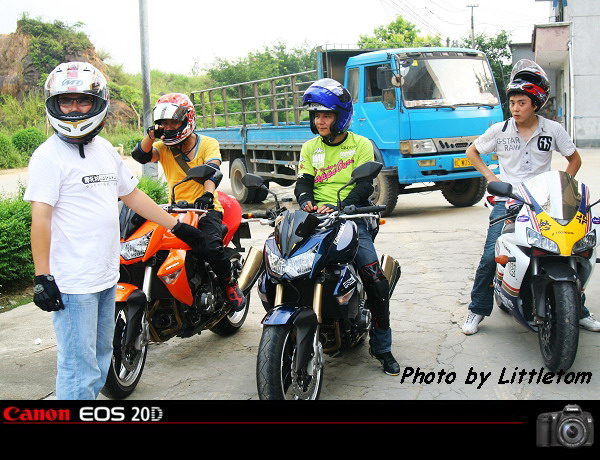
xmin=333 ymin=264 xmax=359 ymax=299
xmin=274 ymin=210 xmax=321 ymax=257
xmin=156 ymin=249 xmax=193 ymax=306
xmin=516 ymin=171 xmax=589 ymax=255
xmin=326 ymin=219 xmax=359 ymax=265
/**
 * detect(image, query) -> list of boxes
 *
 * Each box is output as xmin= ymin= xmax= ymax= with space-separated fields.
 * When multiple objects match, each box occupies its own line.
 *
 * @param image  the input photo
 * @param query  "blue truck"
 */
xmin=191 ymin=46 xmax=503 ymax=216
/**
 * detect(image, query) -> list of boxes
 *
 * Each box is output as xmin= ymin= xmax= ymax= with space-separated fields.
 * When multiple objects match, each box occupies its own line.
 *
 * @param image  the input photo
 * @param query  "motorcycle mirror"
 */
xmin=242 ymin=173 xmax=281 ymax=209
xmin=352 ymin=161 xmax=383 ymax=181
xmin=336 ymin=162 xmax=384 ymax=209
xmin=184 ymin=165 xmax=215 ymax=183
xmin=587 ymin=198 xmax=600 ymax=212
xmin=487 ymin=181 xmax=513 ymax=197
xmin=487 ymin=181 xmax=528 ymax=205
xmin=242 ymin=173 xmax=265 ymax=189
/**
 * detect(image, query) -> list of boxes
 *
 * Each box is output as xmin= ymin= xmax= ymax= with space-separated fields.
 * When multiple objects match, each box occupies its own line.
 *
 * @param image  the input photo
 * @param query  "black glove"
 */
xmin=33 ymin=274 xmax=64 ymax=312
xmin=194 ymin=192 xmax=215 ymax=210
xmin=171 ymin=222 xmax=203 ymax=253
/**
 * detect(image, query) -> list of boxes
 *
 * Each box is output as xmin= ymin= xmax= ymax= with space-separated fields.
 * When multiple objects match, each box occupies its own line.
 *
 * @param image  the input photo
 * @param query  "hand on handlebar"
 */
xmin=316 ymin=204 xmax=337 ymax=214
xmin=301 ymin=201 xmax=318 ymax=212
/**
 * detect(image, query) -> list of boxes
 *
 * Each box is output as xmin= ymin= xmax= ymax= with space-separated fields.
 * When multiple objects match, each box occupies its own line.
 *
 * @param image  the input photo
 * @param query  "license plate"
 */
xmin=454 ymin=157 xmax=473 ymax=168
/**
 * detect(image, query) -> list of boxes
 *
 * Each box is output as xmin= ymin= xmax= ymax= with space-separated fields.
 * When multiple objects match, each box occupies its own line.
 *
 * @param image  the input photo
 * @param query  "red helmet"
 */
xmin=506 ymin=59 xmax=550 ymax=112
xmin=153 ymin=93 xmax=196 ymax=145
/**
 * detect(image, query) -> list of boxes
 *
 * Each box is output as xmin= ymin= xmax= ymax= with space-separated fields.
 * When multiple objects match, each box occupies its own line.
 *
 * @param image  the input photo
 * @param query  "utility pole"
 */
xmin=138 ymin=0 xmax=157 ymax=178
xmin=467 ymin=4 xmax=478 ymax=49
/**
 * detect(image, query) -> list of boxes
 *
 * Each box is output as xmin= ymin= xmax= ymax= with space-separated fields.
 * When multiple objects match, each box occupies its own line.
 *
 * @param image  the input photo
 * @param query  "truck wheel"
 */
xmin=370 ymin=174 xmax=399 ymax=217
xmin=441 ymin=177 xmax=486 ymax=207
xmin=230 ymin=158 xmax=256 ymax=204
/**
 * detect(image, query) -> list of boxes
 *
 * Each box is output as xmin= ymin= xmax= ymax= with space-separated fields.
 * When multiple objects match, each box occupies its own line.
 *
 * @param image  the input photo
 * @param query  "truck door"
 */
xmin=347 ymin=64 xmax=400 ymax=156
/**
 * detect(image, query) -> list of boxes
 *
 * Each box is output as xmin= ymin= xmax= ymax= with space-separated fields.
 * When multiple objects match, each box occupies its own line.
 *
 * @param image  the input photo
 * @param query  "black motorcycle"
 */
xmin=243 ymin=161 xmax=401 ymax=400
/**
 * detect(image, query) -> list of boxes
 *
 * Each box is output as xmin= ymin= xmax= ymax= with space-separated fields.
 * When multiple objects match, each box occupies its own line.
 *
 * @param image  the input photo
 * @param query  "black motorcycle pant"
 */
xmin=359 ymin=261 xmax=390 ymax=330
xmin=197 ymin=210 xmax=232 ymax=281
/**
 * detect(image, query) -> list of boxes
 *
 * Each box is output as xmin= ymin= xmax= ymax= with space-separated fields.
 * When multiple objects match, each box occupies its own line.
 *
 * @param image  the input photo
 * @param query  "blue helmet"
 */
xmin=302 ymin=78 xmax=353 ymax=141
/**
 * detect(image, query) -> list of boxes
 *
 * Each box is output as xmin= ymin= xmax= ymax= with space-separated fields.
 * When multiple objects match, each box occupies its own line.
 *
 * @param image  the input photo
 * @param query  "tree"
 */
xmin=358 ymin=15 xmax=442 ymax=49
xmin=460 ymin=31 xmax=513 ymax=116
xmin=203 ymin=41 xmax=316 ymax=86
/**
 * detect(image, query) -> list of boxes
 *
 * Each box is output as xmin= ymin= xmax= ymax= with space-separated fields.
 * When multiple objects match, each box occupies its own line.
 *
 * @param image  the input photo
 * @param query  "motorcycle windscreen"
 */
xmin=520 ymin=171 xmax=582 ymax=224
xmin=274 ymin=210 xmax=321 ymax=257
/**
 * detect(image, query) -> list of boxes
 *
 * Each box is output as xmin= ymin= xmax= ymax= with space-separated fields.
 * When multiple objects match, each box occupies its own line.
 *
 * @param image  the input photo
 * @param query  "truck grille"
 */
xmin=433 ymin=136 xmax=478 ymax=153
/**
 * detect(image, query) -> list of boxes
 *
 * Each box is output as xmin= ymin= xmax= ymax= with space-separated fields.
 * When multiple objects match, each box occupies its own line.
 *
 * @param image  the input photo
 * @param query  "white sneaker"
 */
xmin=580 ymin=313 xmax=600 ymax=332
xmin=462 ymin=311 xmax=484 ymax=335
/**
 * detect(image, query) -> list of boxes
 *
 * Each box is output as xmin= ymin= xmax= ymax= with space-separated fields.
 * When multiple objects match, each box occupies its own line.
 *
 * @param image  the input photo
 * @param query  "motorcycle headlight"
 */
xmin=266 ymin=245 xmax=318 ymax=278
xmin=121 ymin=232 xmax=152 ymax=260
xmin=572 ymin=230 xmax=596 ymax=254
xmin=526 ymin=228 xmax=560 ymax=254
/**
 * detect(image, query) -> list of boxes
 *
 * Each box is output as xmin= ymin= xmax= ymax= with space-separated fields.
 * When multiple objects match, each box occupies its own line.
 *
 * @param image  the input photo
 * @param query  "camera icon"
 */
xmin=537 ymin=405 xmax=594 ymax=448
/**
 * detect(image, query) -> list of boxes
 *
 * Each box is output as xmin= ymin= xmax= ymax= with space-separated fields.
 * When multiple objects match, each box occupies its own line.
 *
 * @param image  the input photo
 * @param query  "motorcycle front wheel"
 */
xmin=101 ymin=302 xmax=148 ymax=399
xmin=538 ymin=281 xmax=579 ymax=371
xmin=256 ymin=324 xmax=323 ymax=400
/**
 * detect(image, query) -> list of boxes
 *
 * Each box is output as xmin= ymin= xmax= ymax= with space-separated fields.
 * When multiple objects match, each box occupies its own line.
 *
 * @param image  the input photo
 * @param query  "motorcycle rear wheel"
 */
xmin=538 ymin=282 xmax=579 ymax=371
xmin=256 ymin=324 xmax=323 ymax=400
xmin=101 ymin=302 xmax=148 ymax=399
xmin=210 ymin=248 xmax=250 ymax=336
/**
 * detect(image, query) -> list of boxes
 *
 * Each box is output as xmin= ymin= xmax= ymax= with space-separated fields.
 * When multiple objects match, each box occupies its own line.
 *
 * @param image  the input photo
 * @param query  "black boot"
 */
xmin=369 ymin=346 xmax=400 ymax=376
xmin=360 ymin=262 xmax=399 ymax=375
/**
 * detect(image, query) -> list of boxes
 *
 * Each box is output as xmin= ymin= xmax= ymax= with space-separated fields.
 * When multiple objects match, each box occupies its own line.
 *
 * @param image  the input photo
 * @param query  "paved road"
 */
xmin=1 ymin=150 xmax=599 ymax=400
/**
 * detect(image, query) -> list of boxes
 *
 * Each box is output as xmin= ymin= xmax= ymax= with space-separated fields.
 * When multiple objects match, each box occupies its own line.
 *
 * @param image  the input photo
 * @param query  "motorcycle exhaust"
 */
xmin=237 ymin=246 xmax=264 ymax=293
xmin=381 ymin=254 xmax=401 ymax=296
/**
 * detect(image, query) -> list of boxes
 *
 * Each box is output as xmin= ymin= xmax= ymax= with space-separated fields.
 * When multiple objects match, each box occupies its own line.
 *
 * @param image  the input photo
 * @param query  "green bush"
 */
xmin=137 ymin=176 xmax=169 ymax=204
xmin=12 ymin=127 xmax=47 ymax=156
xmin=0 ymin=93 xmax=46 ymax=134
xmin=0 ymin=133 xmax=27 ymax=169
xmin=0 ymin=188 xmax=34 ymax=290
xmin=103 ymin=127 xmax=143 ymax=155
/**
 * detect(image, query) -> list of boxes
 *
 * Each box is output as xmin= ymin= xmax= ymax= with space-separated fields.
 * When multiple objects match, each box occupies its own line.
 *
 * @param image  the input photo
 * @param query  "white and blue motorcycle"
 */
xmin=488 ymin=170 xmax=599 ymax=371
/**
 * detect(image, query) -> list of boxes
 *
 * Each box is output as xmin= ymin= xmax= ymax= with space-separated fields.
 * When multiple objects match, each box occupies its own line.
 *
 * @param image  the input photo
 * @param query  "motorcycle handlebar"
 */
xmin=243 ymin=211 xmax=269 ymax=219
xmin=342 ymin=205 xmax=387 ymax=214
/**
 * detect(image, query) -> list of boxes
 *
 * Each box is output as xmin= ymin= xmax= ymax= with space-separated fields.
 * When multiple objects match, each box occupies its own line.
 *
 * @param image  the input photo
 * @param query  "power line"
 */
xmin=389 ymin=0 xmax=444 ymax=36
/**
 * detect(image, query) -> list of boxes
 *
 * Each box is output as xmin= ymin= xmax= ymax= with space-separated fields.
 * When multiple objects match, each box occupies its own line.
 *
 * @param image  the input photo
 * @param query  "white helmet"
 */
xmin=44 ymin=62 xmax=109 ymax=145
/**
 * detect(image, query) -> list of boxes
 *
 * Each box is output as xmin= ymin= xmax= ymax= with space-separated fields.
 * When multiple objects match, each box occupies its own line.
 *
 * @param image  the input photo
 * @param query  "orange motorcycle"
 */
xmin=101 ymin=165 xmax=263 ymax=399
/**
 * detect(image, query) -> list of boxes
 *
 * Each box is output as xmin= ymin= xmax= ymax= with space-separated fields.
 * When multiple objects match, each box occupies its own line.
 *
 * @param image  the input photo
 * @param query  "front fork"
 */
xmin=530 ymin=258 xmax=581 ymax=322
xmin=272 ymin=282 xmax=321 ymax=373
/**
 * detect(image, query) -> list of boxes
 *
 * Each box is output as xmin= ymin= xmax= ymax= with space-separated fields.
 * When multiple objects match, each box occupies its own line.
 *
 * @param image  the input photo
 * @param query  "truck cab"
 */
xmin=192 ymin=46 xmax=503 ymax=215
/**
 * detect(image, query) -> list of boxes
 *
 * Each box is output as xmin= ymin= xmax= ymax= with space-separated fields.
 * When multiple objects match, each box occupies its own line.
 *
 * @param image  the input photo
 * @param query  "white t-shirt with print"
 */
xmin=474 ymin=115 xmax=576 ymax=189
xmin=24 ymin=135 xmax=139 ymax=294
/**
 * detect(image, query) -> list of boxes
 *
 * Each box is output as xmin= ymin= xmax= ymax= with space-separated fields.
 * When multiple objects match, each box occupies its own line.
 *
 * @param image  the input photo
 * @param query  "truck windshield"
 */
xmin=398 ymin=55 xmax=499 ymax=108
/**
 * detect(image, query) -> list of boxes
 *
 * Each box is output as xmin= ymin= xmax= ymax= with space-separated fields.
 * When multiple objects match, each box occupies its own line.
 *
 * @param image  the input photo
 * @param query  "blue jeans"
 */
xmin=468 ymin=203 xmax=591 ymax=318
xmin=52 ymin=285 xmax=116 ymax=400
xmin=355 ymin=220 xmax=392 ymax=354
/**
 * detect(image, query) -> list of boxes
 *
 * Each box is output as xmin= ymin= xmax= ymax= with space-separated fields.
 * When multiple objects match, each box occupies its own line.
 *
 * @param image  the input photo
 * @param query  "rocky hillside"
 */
xmin=0 ymin=25 xmax=136 ymax=126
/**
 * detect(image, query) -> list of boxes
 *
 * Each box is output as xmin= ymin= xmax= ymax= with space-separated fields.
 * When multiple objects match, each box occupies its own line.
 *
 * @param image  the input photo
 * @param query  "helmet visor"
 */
xmin=153 ymin=103 xmax=189 ymax=123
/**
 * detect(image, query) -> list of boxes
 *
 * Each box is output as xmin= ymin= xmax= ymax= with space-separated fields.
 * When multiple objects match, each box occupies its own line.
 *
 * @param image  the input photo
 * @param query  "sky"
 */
xmin=0 ymin=0 xmax=555 ymax=76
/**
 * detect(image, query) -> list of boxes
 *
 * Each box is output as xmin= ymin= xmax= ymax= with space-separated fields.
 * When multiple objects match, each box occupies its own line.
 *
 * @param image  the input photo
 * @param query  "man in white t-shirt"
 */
xmin=24 ymin=62 xmax=204 ymax=399
xmin=461 ymin=59 xmax=600 ymax=335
